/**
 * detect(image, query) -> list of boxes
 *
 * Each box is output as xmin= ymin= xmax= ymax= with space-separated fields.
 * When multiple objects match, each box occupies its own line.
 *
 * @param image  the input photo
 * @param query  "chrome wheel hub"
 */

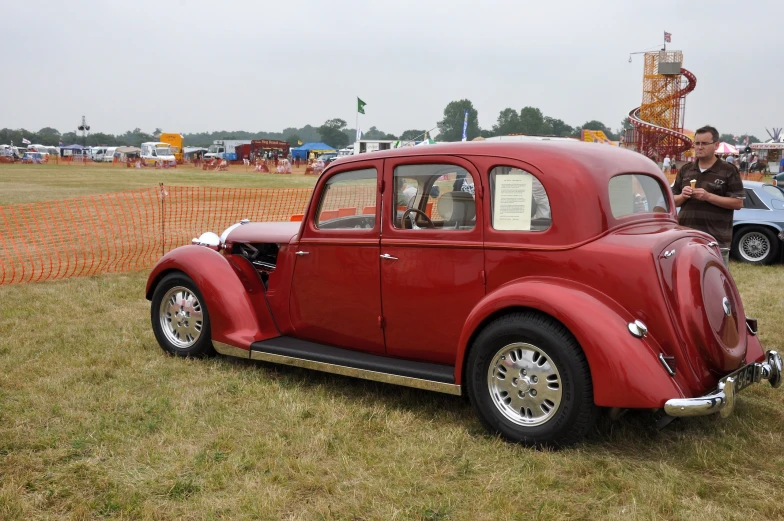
xmin=487 ymin=343 xmax=563 ymax=426
xmin=159 ymin=286 xmax=203 ymax=349
xmin=740 ymin=232 xmax=769 ymax=261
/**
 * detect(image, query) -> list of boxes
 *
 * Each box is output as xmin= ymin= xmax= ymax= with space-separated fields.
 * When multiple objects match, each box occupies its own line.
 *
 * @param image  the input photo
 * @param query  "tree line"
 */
xmin=0 ymin=99 xmax=761 ymax=150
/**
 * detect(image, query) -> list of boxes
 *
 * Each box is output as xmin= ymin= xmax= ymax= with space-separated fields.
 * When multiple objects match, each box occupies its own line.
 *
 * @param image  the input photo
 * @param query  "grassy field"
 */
xmin=1 ymin=264 xmax=783 ymax=520
xmin=0 ymin=163 xmax=317 ymax=205
xmin=2 ymin=163 xmax=784 ymax=519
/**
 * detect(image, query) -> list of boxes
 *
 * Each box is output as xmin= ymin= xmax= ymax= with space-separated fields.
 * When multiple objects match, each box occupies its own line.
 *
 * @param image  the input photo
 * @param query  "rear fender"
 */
xmin=146 ymin=246 xmax=279 ymax=349
xmin=455 ymin=279 xmax=684 ymax=409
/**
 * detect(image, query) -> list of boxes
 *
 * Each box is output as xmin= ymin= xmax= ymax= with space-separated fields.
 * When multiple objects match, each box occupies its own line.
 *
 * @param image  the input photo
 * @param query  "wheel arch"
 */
xmin=454 ymin=279 xmax=684 ymax=409
xmin=147 ymin=246 xmax=279 ymax=349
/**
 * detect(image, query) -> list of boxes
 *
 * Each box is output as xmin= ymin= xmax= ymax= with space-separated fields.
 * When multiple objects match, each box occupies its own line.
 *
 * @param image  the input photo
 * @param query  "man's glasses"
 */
xmin=693 ymin=142 xmax=715 ymax=147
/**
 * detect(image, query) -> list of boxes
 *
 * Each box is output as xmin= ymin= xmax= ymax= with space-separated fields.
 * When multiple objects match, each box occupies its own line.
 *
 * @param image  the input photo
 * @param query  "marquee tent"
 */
xmin=291 ymin=142 xmax=337 ymax=160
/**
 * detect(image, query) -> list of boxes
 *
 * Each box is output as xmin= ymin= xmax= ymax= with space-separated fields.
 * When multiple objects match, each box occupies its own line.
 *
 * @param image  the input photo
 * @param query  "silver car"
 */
xmin=733 ymin=181 xmax=784 ymax=264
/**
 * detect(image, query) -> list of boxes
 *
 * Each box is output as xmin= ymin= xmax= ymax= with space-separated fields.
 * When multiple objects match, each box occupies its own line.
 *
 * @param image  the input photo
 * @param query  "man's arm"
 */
xmin=691 ymin=189 xmax=743 ymax=210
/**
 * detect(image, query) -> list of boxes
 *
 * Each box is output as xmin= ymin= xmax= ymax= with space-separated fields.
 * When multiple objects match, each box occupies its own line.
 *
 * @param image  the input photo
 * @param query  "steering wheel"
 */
xmin=401 ymin=208 xmax=435 ymax=229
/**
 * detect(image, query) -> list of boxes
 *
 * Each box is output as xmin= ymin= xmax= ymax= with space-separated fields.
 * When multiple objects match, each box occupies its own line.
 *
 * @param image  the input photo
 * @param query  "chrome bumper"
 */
xmin=664 ymin=350 xmax=782 ymax=418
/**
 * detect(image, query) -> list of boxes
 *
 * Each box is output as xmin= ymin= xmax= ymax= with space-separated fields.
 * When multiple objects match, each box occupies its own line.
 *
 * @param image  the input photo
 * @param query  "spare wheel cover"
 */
xmin=673 ymin=243 xmax=746 ymax=373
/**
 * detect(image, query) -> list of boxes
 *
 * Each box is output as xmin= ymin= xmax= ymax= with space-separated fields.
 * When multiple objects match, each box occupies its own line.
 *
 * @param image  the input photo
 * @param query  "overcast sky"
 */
xmin=2 ymin=0 xmax=781 ymax=140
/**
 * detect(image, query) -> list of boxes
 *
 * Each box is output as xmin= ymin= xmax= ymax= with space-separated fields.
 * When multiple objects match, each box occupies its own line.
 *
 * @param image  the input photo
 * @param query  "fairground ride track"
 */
xmin=628 ymin=68 xmax=697 ymax=156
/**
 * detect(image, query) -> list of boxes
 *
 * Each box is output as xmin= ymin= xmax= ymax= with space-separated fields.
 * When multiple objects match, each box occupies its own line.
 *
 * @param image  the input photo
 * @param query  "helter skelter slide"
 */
xmin=624 ymin=50 xmax=697 ymax=160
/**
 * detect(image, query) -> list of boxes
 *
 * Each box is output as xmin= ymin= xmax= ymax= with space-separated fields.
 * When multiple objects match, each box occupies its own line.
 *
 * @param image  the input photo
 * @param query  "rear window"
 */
xmin=608 ymin=174 xmax=669 ymax=218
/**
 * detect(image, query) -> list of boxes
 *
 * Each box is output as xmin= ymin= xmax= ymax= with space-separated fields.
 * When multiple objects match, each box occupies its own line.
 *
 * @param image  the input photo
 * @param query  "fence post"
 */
xmin=159 ymin=183 xmax=168 ymax=257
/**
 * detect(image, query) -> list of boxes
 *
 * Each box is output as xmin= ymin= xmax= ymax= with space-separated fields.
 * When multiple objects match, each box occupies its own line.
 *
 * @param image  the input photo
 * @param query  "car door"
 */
xmin=380 ymin=156 xmax=486 ymax=365
xmin=289 ymin=160 xmax=385 ymax=354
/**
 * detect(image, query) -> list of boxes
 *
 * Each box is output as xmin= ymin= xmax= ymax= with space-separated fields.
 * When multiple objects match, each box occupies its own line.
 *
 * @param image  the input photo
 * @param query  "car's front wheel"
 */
xmin=151 ymin=272 xmax=214 ymax=357
xmin=732 ymin=226 xmax=780 ymax=265
xmin=466 ymin=312 xmax=597 ymax=447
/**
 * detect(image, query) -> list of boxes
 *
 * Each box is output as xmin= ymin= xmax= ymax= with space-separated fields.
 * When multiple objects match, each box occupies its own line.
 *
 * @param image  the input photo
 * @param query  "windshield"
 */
xmin=208 ymin=145 xmax=222 ymax=153
xmin=156 ymin=146 xmax=173 ymax=156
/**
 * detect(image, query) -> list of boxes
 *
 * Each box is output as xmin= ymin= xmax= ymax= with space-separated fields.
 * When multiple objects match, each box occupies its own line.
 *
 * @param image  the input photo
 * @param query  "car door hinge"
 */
xmin=378 ymin=316 xmax=386 ymax=329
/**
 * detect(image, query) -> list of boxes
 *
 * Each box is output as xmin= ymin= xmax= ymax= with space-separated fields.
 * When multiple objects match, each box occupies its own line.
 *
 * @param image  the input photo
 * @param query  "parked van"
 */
xmin=102 ymin=147 xmax=118 ymax=162
xmin=91 ymin=147 xmax=107 ymax=161
xmin=141 ymin=142 xmax=176 ymax=167
xmin=28 ymin=144 xmax=51 ymax=157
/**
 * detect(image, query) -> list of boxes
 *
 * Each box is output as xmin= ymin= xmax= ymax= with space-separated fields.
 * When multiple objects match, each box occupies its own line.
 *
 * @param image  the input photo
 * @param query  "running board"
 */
xmin=242 ymin=336 xmax=461 ymax=396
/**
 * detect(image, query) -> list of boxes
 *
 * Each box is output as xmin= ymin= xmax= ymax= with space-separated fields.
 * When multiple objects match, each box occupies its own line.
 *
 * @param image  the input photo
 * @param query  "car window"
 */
xmin=608 ymin=174 xmax=669 ymax=219
xmin=743 ymin=188 xmax=767 ymax=209
xmin=393 ymin=164 xmax=475 ymax=230
xmin=762 ymin=185 xmax=784 ymax=201
xmin=315 ymin=168 xmax=377 ymax=229
xmin=489 ymin=166 xmax=551 ymax=232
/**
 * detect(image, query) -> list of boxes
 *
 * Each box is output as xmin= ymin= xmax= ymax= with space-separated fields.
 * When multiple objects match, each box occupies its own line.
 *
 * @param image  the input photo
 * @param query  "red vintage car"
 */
xmin=146 ymin=141 xmax=782 ymax=447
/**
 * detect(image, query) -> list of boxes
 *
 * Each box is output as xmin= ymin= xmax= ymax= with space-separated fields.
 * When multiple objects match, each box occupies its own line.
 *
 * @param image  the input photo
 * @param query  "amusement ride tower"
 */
xmin=625 ymin=50 xmax=697 ymax=160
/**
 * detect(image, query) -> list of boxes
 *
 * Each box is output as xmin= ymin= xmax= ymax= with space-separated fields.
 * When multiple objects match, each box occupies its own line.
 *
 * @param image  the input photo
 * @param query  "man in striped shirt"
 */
xmin=672 ymin=125 xmax=744 ymax=266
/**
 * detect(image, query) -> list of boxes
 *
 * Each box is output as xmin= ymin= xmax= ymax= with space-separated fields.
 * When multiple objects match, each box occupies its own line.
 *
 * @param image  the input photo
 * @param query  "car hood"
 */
xmin=225 ymin=222 xmax=300 ymax=244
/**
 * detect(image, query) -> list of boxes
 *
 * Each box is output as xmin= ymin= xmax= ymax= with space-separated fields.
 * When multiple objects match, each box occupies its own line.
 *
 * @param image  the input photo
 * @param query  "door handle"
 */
xmin=295 ymin=251 xmax=309 ymax=256
xmin=380 ymin=253 xmax=398 ymax=260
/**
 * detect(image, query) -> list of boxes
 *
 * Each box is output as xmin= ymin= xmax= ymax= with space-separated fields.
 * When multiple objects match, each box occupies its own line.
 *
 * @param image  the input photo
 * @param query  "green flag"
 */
xmin=357 ymin=97 xmax=367 ymax=114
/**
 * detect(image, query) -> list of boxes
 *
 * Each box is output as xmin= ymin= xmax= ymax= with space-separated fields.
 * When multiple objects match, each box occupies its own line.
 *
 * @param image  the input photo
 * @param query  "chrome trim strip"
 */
xmin=213 ymin=341 xmax=251 ymax=359
xmin=250 ymin=350 xmax=462 ymax=396
xmin=658 ymin=353 xmax=675 ymax=376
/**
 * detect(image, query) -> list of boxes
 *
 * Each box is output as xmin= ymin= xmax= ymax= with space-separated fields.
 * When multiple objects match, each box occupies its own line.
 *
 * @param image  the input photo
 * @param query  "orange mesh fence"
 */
xmin=1 ymin=185 xmax=315 ymax=286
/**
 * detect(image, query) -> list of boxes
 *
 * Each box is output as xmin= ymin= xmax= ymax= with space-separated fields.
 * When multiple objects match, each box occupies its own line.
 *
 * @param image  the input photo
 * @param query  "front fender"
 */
xmin=454 ymin=279 xmax=684 ymax=409
xmin=146 ymin=246 xmax=279 ymax=349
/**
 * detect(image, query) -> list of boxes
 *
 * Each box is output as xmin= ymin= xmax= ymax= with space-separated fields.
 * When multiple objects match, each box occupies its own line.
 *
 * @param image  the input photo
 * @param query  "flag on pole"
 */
xmin=461 ymin=110 xmax=469 ymax=142
xmin=22 ymin=138 xmax=31 ymax=145
xmin=664 ymin=31 xmax=672 ymax=43
xmin=357 ymin=97 xmax=367 ymax=114
xmin=356 ymin=127 xmax=362 ymax=142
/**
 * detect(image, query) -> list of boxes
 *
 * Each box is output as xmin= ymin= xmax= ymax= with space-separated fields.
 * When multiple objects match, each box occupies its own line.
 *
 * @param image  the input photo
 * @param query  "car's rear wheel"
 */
xmin=732 ymin=226 xmax=779 ymax=265
xmin=151 ymin=272 xmax=214 ymax=357
xmin=466 ymin=312 xmax=597 ymax=447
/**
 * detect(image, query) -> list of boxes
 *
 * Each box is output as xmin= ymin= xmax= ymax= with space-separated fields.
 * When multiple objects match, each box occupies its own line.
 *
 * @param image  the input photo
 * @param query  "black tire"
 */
xmin=731 ymin=226 xmax=780 ymax=265
xmin=466 ymin=312 xmax=598 ymax=448
xmin=150 ymin=272 xmax=215 ymax=357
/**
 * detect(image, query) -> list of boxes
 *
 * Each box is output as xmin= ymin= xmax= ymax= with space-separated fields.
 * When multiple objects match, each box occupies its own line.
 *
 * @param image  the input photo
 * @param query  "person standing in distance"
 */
xmin=671 ymin=125 xmax=744 ymax=266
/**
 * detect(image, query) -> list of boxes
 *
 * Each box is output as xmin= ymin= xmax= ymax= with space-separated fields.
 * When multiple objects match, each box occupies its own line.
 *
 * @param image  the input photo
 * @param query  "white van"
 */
xmin=91 ymin=147 xmax=107 ymax=161
xmin=28 ymin=144 xmax=51 ymax=157
xmin=141 ymin=142 xmax=176 ymax=167
xmin=102 ymin=147 xmax=118 ymax=162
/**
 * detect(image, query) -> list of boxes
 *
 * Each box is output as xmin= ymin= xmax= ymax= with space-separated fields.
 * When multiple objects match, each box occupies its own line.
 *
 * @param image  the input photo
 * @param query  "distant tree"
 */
xmin=400 ymin=129 xmax=426 ymax=141
xmin=286 ymin=134 xmax=302 ymax=146
xmin=620 ymin=117 xmax=633 ymax=131
xmin=479 ymin=129 xmax=495 ymax=138
xmin=718 ymin=133 xmax=736 ymax=144
xmin=738 ymin=134 xmax=760 ymax=144
xmin=544 ymin=116 xmax=573 ymax=137
xmin=153 ymin=128 xmax=162 ymax=137
xmin=493 ymin=108 xmax=521 ymax=136
xmin=437 ymin=99 xmax=480 ymax=142
xmin=518 ymin=107 xmax=552 ymax=135
xmin=318 ymin=118 xmax=349 ymax=149
xmin=361 ymin=126 xmax=397 ymax=140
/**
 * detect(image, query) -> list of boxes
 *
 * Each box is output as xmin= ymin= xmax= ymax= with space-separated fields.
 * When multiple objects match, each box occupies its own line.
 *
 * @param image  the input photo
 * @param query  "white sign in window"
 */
xmin=493 ymin=172 xmax=533 ymax=231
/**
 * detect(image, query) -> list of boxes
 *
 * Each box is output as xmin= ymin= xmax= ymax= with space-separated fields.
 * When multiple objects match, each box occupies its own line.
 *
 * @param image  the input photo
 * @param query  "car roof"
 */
xmin=330 ymin=140 xmax=659 ymax=184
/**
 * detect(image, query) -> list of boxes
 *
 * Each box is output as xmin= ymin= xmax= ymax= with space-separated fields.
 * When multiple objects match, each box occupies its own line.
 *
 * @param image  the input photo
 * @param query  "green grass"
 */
xmin=1 ymin=263 xmax=783 ymax=519
xmin=0 ymin=163 xmax=317 ymax=205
